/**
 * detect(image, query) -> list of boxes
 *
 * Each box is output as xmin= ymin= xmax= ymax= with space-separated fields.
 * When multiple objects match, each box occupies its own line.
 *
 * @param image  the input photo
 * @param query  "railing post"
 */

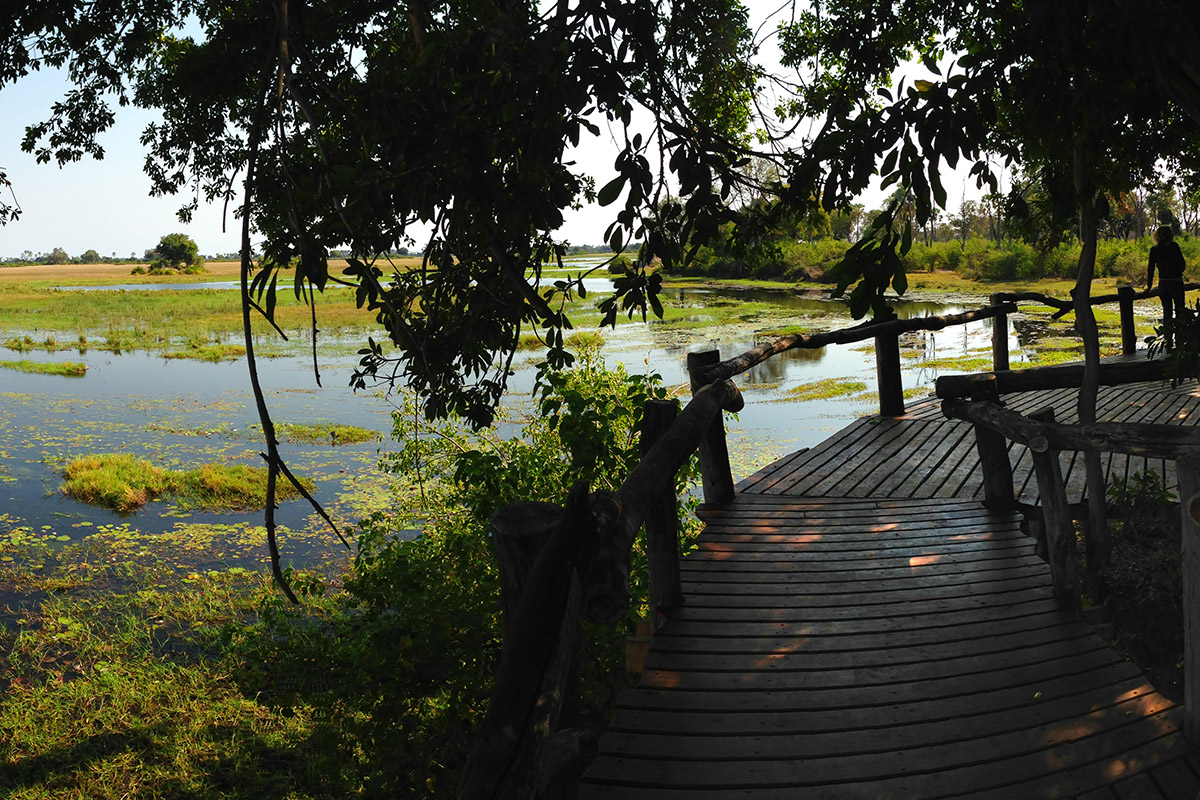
xmin=990 ymin=293 xmax=1010 ymax=371
xmin=967 ymin=374 xmax=1014 ymax=511
xmin=641 ymin=398 xmax=683 ymax=626
xmin=686 ymin=350 xmax=736 ymax=505
xmin=1028 ymin=407 xmax=1080 ymax=608
xmin=1177 ymin=456 xmax=1200 ymax=742
xmin=874 ymin=333 xmax=905 ymax=417
xmin=491 ymin=502 xmax=565 ymax=641
xmin=1118 ymin=285 xmax=1137 ymax=355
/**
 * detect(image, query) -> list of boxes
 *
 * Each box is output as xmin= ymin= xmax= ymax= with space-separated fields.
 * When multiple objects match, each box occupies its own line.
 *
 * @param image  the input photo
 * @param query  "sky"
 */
xmin=0 ymin=63 xmax=638 ymax=260
xmin=0 ymin=3 xmax=987 ymax=262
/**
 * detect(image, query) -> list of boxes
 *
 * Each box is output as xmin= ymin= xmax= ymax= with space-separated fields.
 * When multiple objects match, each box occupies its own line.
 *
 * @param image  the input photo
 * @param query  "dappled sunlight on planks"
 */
xmin=588 ymin=470 xmax=1200 ymax=796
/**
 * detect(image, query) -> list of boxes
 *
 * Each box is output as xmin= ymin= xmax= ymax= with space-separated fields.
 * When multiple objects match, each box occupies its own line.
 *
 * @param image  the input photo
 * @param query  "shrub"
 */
xmin=234 ymin=350 xmax=702 ymax=797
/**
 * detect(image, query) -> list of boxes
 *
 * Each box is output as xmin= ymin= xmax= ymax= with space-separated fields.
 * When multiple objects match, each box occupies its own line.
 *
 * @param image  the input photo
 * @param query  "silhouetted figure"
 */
xmin=1147 ymin=224 xmax=1186 ymax=347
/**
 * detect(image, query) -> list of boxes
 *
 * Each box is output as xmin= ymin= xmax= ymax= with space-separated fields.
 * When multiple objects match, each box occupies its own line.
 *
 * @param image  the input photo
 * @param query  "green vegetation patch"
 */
xmin=787 ymin=378 xmax=868 ymax=401
xmin=757 ymin=324 xmax=813 ymax=337
xmin=1 ymin=335 xmax=84 ymax=353
xmin=275 ymin=422 xmax=378 ymax=445
xmin=162 ymin=343 xmax=248 ymax=362
xmin=0 ymin=564 xmax=335 ymax=800
xmin=912 ymin=355 xmax=995 ymax=372
xmin=0 ymin=359 xmax=87 ymax=377
xmin=61 ymin=454 xmax=312 ymax=512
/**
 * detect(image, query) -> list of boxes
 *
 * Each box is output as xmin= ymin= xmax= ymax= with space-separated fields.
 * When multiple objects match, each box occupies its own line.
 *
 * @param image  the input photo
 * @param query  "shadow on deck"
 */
xmin=580 ymin=369 xmax=1200 ymax=799
xmin=739 ymin=376 xmax=1200 ymax=506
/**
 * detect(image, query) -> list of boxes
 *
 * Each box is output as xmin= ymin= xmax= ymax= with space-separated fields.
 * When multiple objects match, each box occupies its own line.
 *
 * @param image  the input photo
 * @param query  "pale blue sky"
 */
xmin=0 ymin=67 xmax=248 ymax=260
xmin=0 ymin=4 xmax=975 ymax=263
xmin=0 ymin=62 xmax=635 ymax=261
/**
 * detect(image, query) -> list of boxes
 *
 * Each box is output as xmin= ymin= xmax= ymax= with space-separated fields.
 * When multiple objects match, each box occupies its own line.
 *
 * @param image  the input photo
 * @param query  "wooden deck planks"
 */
xmin=740 ymin=368 xmax=1200 ymax=504
xmin=581 ymin=356 xmax=1200 ymax=798
xmin=579 ymin=495 xmax=1198 ymax=799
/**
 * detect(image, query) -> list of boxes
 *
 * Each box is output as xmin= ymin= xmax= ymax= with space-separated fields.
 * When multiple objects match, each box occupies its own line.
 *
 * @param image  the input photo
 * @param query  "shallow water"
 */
xmin=1 ymin=267 xmax=1025 ymax=572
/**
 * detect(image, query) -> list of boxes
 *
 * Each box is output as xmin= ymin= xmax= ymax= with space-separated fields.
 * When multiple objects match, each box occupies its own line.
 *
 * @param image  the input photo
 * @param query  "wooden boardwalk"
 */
xmin=580 ymin=371 xmax=1200 ymax=799
xmin=740 ymin=376 xmax=1200 ymax=506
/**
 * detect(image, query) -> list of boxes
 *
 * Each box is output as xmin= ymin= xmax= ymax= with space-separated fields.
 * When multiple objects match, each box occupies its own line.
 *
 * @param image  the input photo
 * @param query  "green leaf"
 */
xmin=881 ymin=148 xmax=898 ymax=177
xmin=266 ymin=274 xmax=278 ymax=320
xmin=609 ymin=227 xmax=624 ymax=252
xmin=597 ymin=176 xmax=626 ymax=207
xmin=648 ymin=291 xmax=663 ymax=319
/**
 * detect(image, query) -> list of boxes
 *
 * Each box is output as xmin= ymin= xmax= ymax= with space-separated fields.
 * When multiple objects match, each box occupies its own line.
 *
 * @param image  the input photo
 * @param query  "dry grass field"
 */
xmin=0 ymin=257 xmax=427 ymax=284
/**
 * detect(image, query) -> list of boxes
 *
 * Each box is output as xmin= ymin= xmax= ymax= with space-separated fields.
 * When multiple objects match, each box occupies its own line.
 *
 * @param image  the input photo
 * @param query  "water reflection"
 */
xmin=4 ymin=274 xmax=1011 ymax=557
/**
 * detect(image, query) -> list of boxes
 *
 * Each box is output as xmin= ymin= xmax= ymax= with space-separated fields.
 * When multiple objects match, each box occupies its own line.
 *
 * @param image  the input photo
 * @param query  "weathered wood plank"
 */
xmin=681 ymin=572 xmax=1053 ymax=611
xmin=1146 ymin=757 xmax=1200 ymax=799
xmin=606 ymin=659 xmax=1144 ymax=735
xmin=584 ymin=710 xmax=1182 ymax=793
xmin=1112 ymin=772 xmax=1169 ymax=800
xmin=597 ymin=693 xmax=1175 ymax=764
xmin=582 ymin=359 xmax=1200 ymax=798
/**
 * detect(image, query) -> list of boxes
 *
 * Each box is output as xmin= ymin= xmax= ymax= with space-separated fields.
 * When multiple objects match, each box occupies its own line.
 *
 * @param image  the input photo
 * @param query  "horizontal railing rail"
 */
xmin=939 ymin=378 xmax=1200 ymax=744
xmin=691 ymin=303 xmax=1017 ymax=421
xmin=463 ymin=282 xmax=1200 ymax=797
xmin=459 ymin=378 xmax=743 ymax=799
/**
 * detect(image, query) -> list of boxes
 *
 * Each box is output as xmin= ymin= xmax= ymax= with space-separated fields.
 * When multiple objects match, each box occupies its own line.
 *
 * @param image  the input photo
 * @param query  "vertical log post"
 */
xmin=1177 ymin=456 xmax=1200 ymax=742
xmin=686 ymin=350 xmax=736 ymax=505
xmin=1118 ymin=285 xmax=1137 ymax=355
xmin=641 ymin=399 xmax=684 ymax=626
xmin=874 ymin=333 xmax=905 ymax=417
xmin=1029 ymin=407 xmax=1080 ymax=608
xmin=492 ymin=502 xmax=566 ymax=642
xmin=967 ymin=375 xmax=1014 ymax=511
xmin=990 ymin=293 xmax=1010 ymax=371
xmin=462 ymin=484 xmax=594 ymax=799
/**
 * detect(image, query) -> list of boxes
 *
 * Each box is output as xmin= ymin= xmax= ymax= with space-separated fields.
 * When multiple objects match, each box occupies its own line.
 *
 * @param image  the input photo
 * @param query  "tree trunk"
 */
xmin=1073 ymin=127 xmax=1111 ymax=590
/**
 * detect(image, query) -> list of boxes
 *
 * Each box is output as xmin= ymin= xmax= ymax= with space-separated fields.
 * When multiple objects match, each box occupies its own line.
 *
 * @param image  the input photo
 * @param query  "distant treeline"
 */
xmin=669 ymin=235 xmax=1200 ymax=285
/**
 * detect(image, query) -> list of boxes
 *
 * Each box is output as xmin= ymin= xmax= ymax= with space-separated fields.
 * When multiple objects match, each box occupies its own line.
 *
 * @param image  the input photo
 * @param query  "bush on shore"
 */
xmin=669 ymin=234 xmax=1200 ymax=284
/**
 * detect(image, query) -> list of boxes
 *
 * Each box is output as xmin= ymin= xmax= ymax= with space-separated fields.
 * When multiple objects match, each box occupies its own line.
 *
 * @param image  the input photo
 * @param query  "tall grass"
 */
xmin=61 ymin=454 xmax=312 ymax=513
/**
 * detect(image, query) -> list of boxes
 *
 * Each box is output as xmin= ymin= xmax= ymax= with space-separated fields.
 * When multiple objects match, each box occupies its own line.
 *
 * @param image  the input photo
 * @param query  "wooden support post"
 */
xmin=462 ymin=484 xmax=593 ymax=799
xmin=1029 ymin=407 xmax=1080 ymax=608
xmin=641 ymin=399 xmax=683 ymax=625
xmin=990 ymin=293 xmax=1010 ymax=371
xmin=687 ymin=350 xmax=736 ymax=505
xmin=874 ymin=333 xmax=905 ymax=417
xmin=1177 ymin=456 xmax=1200 ymax=742
xmin=967 ymin=375 xmax=1014 ymax=511
xmin=1118 ymin=285 xmax=1137 ymax=355
xmin=492 ymin=502 xmax=566 ymax=642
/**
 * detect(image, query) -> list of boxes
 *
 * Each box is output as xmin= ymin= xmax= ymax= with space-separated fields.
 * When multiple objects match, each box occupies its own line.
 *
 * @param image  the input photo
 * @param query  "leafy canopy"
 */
xmin=0 ymin=0 xmax=761 ymax=427
xmin=768 ymin=0 xmax=1200 ymax=317
xmin=153 ymin=232 xmax=202 ymax=270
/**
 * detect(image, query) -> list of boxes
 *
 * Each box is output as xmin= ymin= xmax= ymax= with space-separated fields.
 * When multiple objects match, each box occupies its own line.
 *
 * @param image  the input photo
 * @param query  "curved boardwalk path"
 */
xmin=580 ymin=376 xmax=1200 ymax=799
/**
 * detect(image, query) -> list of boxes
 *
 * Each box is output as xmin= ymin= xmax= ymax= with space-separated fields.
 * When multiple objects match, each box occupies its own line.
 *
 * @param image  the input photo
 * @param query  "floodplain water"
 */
xmin=0 ymin=265 xmax=1026 ymax=572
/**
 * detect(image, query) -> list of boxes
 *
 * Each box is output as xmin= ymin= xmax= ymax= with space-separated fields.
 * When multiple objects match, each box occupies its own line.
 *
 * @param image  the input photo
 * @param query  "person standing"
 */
xmin=1147 ymin=224 xmax=1187 ymax=346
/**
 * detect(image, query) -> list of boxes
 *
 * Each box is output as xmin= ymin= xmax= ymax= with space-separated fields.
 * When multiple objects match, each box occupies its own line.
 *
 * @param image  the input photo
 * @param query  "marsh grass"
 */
xmin=61 ymin=454 xmax=313 ymax=513
xmin=786 ymin=378 xmax=868 ymax=401
xmin=162 ymin=343 xmax=248 ymax=362
xmin=757 ymin=324 xmax=814 ymax=337
xmin=0 ymin=360 xmax=87 ymax=377
xmin=910 ymin=355 xmax=995 ymax=372
xmin=274 ymin=422 xmax=378 ymax=445
xmin=0 ymin=556 xmax=338 ymax=800
xmin=0 ymin=285 xmax=374 ymax=356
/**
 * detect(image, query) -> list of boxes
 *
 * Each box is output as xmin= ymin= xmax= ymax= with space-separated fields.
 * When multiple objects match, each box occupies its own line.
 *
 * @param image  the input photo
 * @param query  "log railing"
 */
xmin=459 ymin=378 xmax=744 ymax=799
xmin=939 ymin=370 xmax=1200 ymax=743
xmin=689 ymin=303 xmax=1017 ymax=451
xmin=464 ymin=283 xmax=1198 ymax=796
xmin=989 ymin=281 xmax=1200 ymax=367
